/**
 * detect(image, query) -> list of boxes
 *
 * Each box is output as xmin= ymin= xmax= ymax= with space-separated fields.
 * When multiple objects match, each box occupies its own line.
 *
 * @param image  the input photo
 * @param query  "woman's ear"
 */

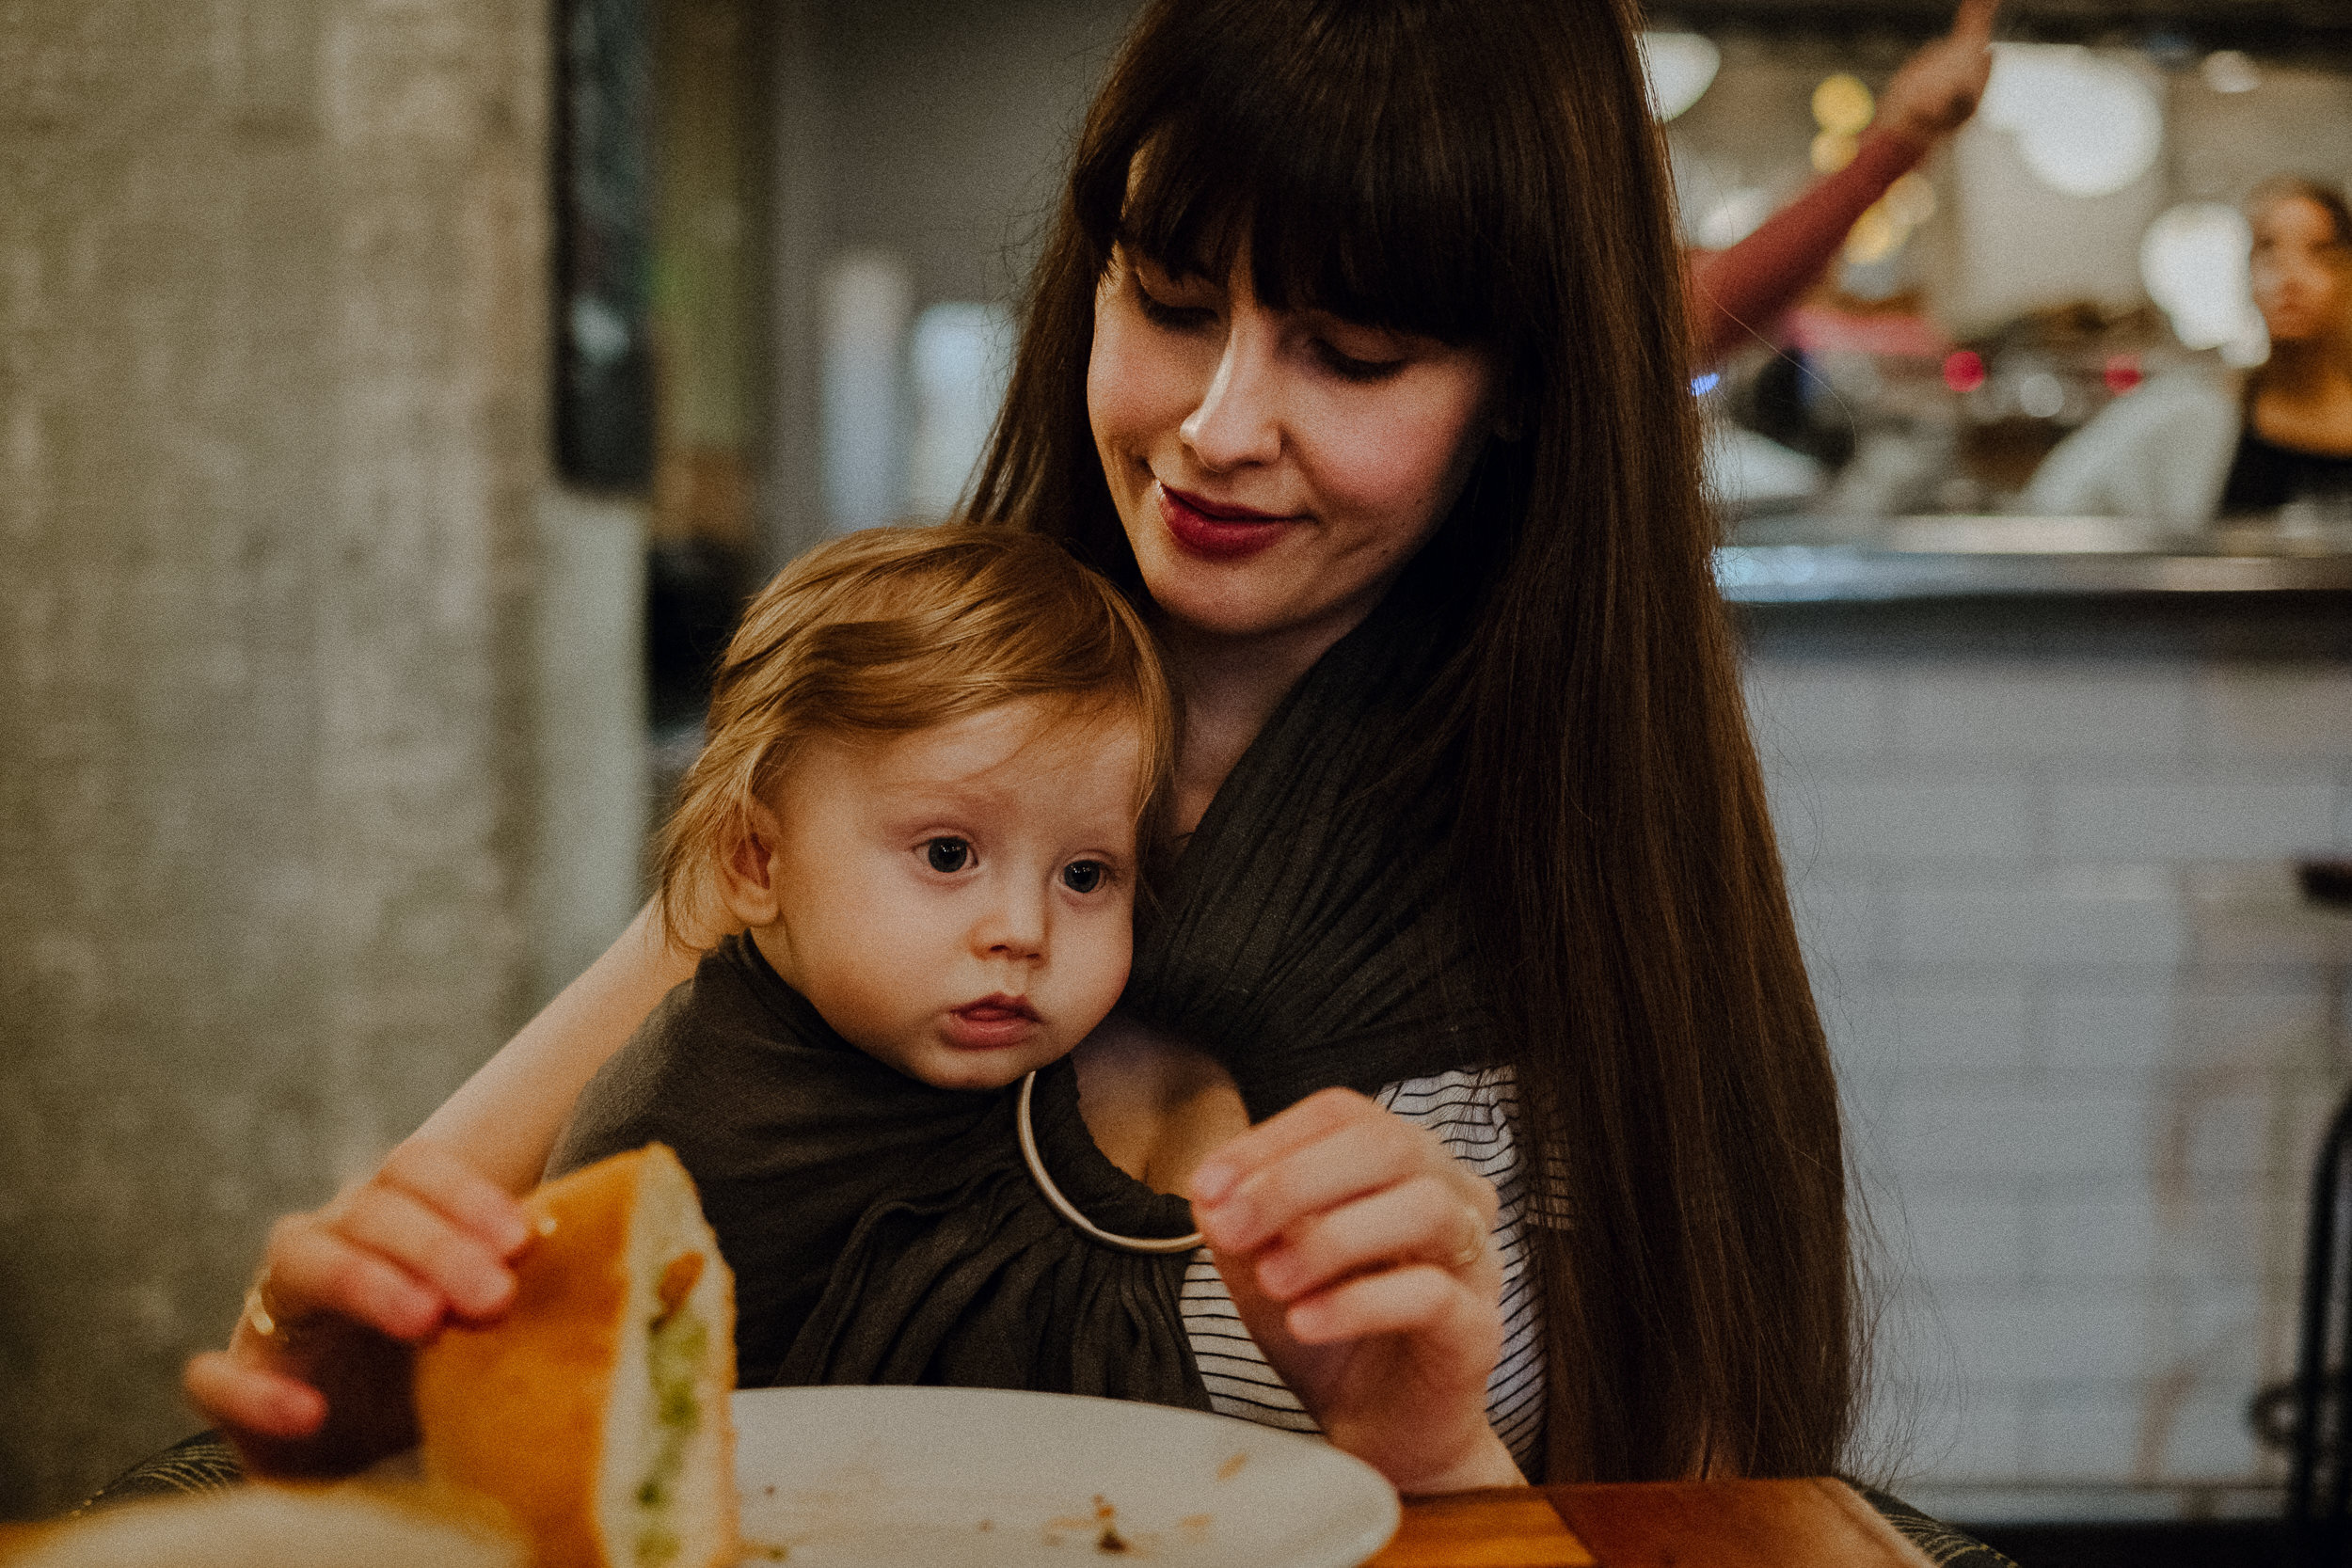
xmin=715 ymin=799 xmax=789 ymax=927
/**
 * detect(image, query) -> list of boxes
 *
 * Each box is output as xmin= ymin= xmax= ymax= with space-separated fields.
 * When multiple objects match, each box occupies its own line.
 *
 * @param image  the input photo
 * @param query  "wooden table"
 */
xmin=0 ymin=1479 xmax=1944 ymax=1566
xmin=1369 ymin=1479 xmax=1939 ymax=1567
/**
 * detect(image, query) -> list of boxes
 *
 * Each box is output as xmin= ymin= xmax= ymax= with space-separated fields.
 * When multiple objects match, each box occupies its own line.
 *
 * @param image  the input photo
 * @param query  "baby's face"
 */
xmin=749 ymin=698 xmax=1144 ymax=1091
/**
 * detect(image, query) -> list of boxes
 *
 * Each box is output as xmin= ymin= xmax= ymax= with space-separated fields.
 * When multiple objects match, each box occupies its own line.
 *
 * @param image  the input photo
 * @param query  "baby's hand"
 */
xmin=1188 ymin=1088 xmax=1520 ymax=1494
xmin=183 ymin=1141 xmax=532 ymax=1477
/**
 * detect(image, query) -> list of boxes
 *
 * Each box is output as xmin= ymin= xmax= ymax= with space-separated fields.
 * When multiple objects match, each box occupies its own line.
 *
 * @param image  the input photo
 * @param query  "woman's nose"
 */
xmin=1180 ymin=317 xmax=1284 ymax=471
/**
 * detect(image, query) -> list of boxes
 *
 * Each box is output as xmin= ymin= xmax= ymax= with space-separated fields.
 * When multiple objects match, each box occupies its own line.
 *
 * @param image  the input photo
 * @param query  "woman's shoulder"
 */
xmin=1378 ymin=1067 xmax=1524 ymax=1194
xmin=2049 ymin=369 xmax=2241 ymax=455
xmin=2022 ymin=370 xmax=2243 ymax=523
xmin=1379 ymin=1065 xmax=1517 ymax=1126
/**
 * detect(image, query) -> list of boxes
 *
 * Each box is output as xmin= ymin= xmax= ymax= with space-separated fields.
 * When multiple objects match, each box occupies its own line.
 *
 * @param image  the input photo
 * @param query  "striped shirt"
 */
xmin=1178 ymin=1067 xmax=1546 ymax=1476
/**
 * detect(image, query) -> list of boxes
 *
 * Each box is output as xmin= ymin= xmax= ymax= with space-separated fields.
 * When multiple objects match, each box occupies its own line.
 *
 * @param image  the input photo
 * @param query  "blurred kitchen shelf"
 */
xmin=1650 ymin=0 xmax=2352 ymax=57
xmin=1717 ymin=515 xmax=2352 ymax=604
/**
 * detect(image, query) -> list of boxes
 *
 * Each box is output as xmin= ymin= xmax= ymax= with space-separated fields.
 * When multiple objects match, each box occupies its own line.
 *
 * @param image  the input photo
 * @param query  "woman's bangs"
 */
xmin=1085 ymin=9 xmax=1512 ymax=346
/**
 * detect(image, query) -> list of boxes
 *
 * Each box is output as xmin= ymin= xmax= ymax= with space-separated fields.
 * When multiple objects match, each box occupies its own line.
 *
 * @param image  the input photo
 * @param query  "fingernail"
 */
xmin=270 ymin=1383 xmax=326 ymax=1436
xmin=1286 ymin=1299 xmax=1331 ymax=1343
xmin=385 ymin=1280 xmax=442 ymax=1338
xmin=1189 ymin=1161 xmax=1236 ymax=1206
xmin=491 ymin=1209 xmax=532 ymax=1255
xmin=1198 ymin=1200 xmax=1262 ymax=1252
xmin=461 ymin=1268 xmax=514 ymax=1317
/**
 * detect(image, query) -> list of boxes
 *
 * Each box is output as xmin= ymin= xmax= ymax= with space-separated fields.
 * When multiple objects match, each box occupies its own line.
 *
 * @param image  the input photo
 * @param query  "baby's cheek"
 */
xmin=850 ymin=937 xmax=944 ymax=1015
xmin=810 ymin=920 xmax=943 ymax=1046
xmin=803 ymin=974 xmax=907 ymax=1059
xmin=1068 ymin=914 xmax=1135 ymax=1031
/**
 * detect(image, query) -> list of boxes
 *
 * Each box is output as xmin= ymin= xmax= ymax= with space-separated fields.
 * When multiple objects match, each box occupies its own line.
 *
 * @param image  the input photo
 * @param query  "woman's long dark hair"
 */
xmin=971 ymin=0 xmax=1853 ymax=1481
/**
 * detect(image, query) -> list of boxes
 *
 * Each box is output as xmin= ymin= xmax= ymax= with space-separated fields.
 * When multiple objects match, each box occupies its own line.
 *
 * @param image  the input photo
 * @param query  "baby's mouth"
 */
xmin=955 ymin=995 xmax=1039 ymax=1024
xmin=943 ymin=994 xmax=1042 ymax=1050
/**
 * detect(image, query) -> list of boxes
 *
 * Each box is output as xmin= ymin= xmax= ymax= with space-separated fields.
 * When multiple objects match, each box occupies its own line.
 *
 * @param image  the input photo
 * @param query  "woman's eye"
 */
xmin=1061 ymin=860 xmax=1106 ymax=895
xmin=925 ymin=838 xmax=972 ymax=874
xmin=1134 ymin=278 xmax=1215 ymax=331
xmin=1313 ymin=339 xmax=1407 ymax=384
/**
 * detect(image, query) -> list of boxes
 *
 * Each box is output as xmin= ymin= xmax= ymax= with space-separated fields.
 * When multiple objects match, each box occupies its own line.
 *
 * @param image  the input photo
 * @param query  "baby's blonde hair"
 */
xmin=658 ymin=526 xmax=1176 ymax=946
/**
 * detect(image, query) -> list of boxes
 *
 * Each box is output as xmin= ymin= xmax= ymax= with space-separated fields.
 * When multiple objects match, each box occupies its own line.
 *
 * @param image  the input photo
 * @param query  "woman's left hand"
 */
xmin=1187 ymin=1087 xmax=1523 ymax=1494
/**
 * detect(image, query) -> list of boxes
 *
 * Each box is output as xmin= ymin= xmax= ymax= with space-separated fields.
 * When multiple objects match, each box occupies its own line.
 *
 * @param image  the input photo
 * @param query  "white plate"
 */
xmin=731 ymin=1386 xmax=1399 ymax=1568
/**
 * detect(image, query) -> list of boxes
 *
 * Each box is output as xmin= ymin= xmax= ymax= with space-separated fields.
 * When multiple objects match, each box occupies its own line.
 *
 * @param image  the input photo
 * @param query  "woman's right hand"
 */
xmin=1877 ymin=0 xmax=1998 ymax=149
xmin=1189 ymin=1088 xmax=1519 ymax=1495
xmin=182 ymin=1141 xmax=534 ymax=1478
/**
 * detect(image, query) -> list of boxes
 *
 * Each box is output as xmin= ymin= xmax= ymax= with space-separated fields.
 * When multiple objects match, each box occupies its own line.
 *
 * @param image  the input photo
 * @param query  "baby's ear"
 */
xmin=714 ymin=799 xmax=787 ymax=926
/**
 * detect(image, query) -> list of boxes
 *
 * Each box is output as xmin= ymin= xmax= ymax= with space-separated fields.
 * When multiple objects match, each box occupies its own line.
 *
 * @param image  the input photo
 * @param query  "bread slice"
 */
xmin=413 ymin=1144 xmax=739 ymax=1568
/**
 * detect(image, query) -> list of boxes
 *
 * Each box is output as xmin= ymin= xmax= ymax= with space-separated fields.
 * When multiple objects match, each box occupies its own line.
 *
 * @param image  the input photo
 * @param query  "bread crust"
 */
xmin=414 ymin=1146 xmax=732 ymax=1568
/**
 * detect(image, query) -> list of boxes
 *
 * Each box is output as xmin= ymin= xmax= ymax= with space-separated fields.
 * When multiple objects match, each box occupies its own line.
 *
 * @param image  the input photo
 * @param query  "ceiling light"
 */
xmin=2201 ymin=50 xmax=2261 ymax=94
xmin=1883 ymin=172 xmax=1937 ymax=230
xmin=1640 ymin=32 xmax=1721 ymax=122
xmin=1698 ymin=187 xmax=1773 ymax=249
xmin=1812 ymin=130 xmax=1859 ymax=174
xmin=1812 ymin=74 xmax=1876 ymax=137
xmin=1981 ymin=43 xmax=2162 ymax=199
xmin=1844 ymin=204 xmax=1901 ymax=265
xmin=2140 ymin=202 xmax=2269 ymax=366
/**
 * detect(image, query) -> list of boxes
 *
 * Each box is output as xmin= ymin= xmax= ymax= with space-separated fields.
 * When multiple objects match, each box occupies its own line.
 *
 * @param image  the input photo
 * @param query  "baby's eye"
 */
xmin=925 ymin=837 xmax=972 ymax=874
xmin=1061 ymin=860 xmax=1106 ymax=895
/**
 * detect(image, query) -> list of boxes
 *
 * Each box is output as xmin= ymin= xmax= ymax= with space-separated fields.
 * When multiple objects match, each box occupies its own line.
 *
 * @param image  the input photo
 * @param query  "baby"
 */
xmin=549 ymin=525 xmax=1223 ymax=1404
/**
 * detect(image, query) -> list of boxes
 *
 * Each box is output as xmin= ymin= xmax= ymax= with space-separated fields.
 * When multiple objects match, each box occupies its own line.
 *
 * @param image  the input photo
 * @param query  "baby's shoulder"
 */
xmin=548 ymin=962 xmax=787 ymax=1176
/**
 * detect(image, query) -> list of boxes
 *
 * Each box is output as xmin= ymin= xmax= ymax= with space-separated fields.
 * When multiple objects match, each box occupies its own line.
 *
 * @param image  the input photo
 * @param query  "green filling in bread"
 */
xmin=635 ymin=1306 xmax=707 ymax=1564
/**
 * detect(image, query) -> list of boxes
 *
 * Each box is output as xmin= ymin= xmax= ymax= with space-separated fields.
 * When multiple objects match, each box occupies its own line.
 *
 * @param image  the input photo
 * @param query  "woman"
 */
xmin=2026 ymin=177 xmax=2352 ymax=524
xmin=188 ymin=0 xmax=1850 ymax=1492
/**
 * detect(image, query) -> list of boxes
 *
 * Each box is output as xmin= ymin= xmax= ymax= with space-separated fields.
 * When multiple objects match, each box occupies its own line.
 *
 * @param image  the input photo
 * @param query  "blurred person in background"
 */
xmin=2026 ymin=177 xmax=2352 ymax=525
xmin=1689 ymin=0 xmax=1994 ymax=516
xmin=1692 ymin=0 xmax=1997 ymax=368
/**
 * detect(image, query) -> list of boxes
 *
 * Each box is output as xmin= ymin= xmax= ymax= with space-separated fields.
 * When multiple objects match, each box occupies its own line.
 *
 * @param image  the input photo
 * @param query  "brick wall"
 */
xmin=1746 ymin=607 xmax=2352 ymax=1519
xmin=0 ymin=0 xmax=559 ymax=1516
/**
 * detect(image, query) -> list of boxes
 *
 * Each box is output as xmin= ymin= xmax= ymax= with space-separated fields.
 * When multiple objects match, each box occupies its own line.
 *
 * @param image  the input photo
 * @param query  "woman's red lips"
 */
xmin=1156 ymin=482 xmax=1296 ymax=560
xmin=1162 ymin=483 xmax=1284 ymax=521
xmin=944 ymin=995 xmax=1041 ymax=1050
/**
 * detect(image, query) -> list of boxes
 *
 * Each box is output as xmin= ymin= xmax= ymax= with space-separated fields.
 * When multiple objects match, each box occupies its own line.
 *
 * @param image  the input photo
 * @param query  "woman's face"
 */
xmin=2250 ymin=196 xmax=2352 ymax=347
xmin=1087 ymin=245 xmax=1495 ymax=646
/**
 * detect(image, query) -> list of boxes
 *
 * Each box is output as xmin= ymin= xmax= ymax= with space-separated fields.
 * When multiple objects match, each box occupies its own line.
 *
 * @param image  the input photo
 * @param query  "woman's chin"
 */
xmin=1123 ymin=509 xmax=1401 ymax=649
xmin=1138 ymin=572 xmax=1308 ymax=642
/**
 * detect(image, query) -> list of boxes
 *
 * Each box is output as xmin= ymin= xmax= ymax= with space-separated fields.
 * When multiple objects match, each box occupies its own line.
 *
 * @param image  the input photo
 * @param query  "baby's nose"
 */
xmin=974 ymin=887 xmax=1047 ymax=960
